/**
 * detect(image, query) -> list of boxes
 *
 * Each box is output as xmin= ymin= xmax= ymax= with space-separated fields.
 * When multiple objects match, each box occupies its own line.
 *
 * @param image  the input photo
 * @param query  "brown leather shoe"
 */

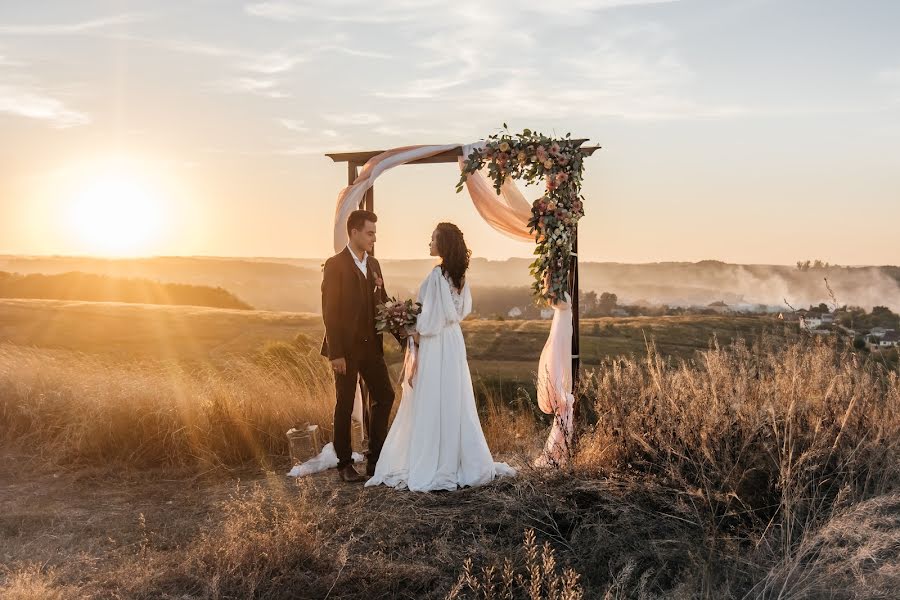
xmin=366 ymin=462 xmax=376 ymax=477
xmin=337 ymin=464 xmax=364 ymax=483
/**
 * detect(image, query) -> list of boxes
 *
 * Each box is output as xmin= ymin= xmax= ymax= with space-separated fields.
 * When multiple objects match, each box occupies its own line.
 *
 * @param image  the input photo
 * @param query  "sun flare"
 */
xmin=66 ymin=168 xmax=166 ymax=256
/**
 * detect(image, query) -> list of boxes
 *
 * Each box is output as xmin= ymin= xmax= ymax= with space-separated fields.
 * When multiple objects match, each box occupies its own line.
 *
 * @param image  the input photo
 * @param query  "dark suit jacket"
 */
xmin=320 ymin=246 xmax=392 ymax=361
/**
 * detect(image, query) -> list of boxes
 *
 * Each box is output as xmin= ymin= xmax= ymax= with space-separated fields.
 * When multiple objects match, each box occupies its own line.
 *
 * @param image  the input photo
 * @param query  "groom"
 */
xmin=321 ymin=209 xmax=397 ymax=483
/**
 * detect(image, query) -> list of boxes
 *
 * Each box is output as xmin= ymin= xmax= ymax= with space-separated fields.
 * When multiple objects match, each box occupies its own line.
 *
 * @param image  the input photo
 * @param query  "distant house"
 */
xmin=801 ymin=316 xmax=823 ymax=330
xmin=879 ymin=331 xmax=900 ymax=348
xmin=866 ymin=330 xmax=898 ymax=351
xmin=611 ymin=308 xmax=629 ymax=317
xmin=507 ymin=306 xmax=523 ymax=319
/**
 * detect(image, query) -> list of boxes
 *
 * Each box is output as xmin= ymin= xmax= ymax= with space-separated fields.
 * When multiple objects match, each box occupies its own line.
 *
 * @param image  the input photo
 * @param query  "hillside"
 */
xmin=0 ymin=271 xmax=252 ymax=310
xmin=2 ymin=255 xmax=897 ymax=314
xmin=0 ymin=255 xmax=322 ymax=313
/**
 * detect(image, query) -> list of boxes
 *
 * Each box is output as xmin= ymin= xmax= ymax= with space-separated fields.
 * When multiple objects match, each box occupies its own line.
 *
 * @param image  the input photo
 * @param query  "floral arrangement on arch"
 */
xmin=456 ymin=125 xmax=586 ymax=304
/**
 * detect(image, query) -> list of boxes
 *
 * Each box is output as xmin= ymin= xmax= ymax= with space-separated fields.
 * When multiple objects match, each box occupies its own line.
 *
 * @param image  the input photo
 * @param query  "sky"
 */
xmin=1 ymin=0 xmax=899 ymax=265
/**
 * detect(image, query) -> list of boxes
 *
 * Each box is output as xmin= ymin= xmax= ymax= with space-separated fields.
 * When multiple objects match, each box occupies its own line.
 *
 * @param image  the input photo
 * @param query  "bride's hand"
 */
xmin=406 ymin=359 xmax=417 ymax=388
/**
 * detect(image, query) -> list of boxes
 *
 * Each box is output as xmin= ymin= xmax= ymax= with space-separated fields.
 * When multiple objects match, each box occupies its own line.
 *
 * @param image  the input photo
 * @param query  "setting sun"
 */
xmin=65 ymin=169 xmax=166 ymax=257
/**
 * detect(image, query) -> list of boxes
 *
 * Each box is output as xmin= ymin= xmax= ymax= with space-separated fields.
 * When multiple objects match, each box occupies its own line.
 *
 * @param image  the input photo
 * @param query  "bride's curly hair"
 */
xmin=434 ymin=222 xmax=471 ymax=291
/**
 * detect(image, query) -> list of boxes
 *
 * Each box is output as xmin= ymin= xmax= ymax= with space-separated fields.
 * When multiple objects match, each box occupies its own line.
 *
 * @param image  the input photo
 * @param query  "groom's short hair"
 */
xmin=347 ymin=209 xmax=377 ymax=235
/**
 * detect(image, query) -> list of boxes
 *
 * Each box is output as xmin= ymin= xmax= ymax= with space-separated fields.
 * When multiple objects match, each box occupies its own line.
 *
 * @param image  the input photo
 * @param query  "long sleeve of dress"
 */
xmin=415 ymin=268 xmax=459 ymax=337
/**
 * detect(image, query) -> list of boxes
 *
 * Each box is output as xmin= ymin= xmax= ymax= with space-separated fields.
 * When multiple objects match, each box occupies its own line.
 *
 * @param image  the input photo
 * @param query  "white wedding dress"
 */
xmin=365 ymin=267 xmax=516 ymax=492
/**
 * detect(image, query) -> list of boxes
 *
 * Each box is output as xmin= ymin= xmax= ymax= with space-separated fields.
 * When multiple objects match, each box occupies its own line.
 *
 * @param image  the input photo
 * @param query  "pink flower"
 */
xmin=546 ymin=176 xmax=558 ymax=191
xmin=550 ymin=142 xmax=560 ymax=156
xmin=558 ymin=156 xmax=569 ymax=166
xmin=555 ymin=172 xmax=569 ymax=184
xmin=536 ymin=145 xmax=548 ymax=162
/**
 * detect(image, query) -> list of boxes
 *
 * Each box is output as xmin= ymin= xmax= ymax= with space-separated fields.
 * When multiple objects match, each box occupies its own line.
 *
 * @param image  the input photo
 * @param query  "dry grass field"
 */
xmin=1 ymin=298 xmax=898 ymax=598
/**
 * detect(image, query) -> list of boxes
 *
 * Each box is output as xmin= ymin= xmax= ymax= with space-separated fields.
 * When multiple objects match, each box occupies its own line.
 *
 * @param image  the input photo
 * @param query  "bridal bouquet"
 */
xmin=375 ymin=297 xmax=422 ymax=339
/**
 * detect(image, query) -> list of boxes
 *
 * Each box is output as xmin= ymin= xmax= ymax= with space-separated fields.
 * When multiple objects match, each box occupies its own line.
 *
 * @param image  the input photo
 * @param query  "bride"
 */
xmin=365 ymin=222 xmax=516 ymax=492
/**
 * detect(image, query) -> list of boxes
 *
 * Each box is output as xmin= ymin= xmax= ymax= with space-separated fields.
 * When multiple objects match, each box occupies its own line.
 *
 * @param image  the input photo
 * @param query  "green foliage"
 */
xmin=457 ymin=126 xmax=588 ymax=304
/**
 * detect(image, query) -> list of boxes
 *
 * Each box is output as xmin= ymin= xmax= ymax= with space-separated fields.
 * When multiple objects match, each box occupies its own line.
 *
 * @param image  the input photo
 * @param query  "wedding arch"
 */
xmin=326 ymin=128 xmax=600 ymax=466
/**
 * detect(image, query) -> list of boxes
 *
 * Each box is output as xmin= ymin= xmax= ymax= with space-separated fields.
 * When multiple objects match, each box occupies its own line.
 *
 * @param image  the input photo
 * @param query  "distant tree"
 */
xmin=580 ymin=290 xmax=598 ymax=316
xmin=871 ymin=306 xmax=900 ymax=328
xmin=850 ymin=306 xmax=900 ymax=331
xmin=837 ymin=306 xmax=865 ymax=328
xmin=597 ymin=292 xmax=618 ymax=315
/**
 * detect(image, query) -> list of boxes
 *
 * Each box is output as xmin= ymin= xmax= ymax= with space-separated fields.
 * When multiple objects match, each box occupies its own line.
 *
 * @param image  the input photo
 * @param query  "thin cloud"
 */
xmin=0 ymin=84 xmax=90 ymax=127
xmin=373 ymin=123 xmax=470 ymax=139
xmin=239 ymin=52 xmax=308 ymax=74
xmin=323 ymin=113 xmax=382 ymax=125
xmin=216 ymin=77 xmax=291 ymax=98
xmin=232 ymin=46 xmax=388 ymax=74
xmin=878 ymin=67 xmax=900 ymax=84
xmin=0 ymin=54 xmax=24 ymax=67
xmin=517 ymin=0 xmax=681 ymax=16
xmin=276 ymin=142 xmax=356 ymax=155
xmin=119 ymin=35 xmax=247 ymax=59
xmin=244 ymin=1 xmax=417 ymax=24
xmin=374 ymin=76 xmax=470 ymax=99
xmin=878 ymin=67 xmax=900 ymax=104
xmin=316 ymin=45 xmax=393 ymax=60
xmin=278 ymin=118 xmax=308 ymax=132
xmin=0 ymin=13 xmax=149 ymax=35
xmin=371 ymin=15 xmax=747 ymax=121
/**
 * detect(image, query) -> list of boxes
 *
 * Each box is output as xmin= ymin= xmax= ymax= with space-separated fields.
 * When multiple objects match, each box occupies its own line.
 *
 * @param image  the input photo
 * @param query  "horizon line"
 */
xmin=0 ymin=252 xmax=893 ymax=269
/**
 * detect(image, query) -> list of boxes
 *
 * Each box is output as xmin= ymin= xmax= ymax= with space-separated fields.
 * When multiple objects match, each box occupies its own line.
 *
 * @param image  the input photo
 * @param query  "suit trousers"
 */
xmin=332 ymin=355 xmax=395 ymax=469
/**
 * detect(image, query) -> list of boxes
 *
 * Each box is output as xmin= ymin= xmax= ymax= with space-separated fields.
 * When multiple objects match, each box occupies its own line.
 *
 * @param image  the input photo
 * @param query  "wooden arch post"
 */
xmin=326 ymin=142 xmax=599 ymax=435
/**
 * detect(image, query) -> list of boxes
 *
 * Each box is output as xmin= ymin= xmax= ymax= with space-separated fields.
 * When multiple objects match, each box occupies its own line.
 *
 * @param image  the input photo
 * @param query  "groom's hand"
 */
xmin=331 ymin=358 xmax=347 ymax=375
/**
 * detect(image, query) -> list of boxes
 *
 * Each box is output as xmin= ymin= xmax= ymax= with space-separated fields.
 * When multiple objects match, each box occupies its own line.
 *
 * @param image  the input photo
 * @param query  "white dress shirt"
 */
xmin=346 ymin=244 xmax=368 ymax=276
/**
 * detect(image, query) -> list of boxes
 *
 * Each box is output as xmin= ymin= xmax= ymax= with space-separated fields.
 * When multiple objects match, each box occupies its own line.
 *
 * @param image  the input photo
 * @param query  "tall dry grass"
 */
xmin=0 ymin=341 xmax=335 ymax=467
xmin=0 ymin=565 xmax=82 ymax=600
xmin=0 ymin=338 xmax=533 ymax=468
xmin=3 ymin=333 xmax=900 ymax=598
xmin=570 ymin=334 xmax=900 ymax=596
